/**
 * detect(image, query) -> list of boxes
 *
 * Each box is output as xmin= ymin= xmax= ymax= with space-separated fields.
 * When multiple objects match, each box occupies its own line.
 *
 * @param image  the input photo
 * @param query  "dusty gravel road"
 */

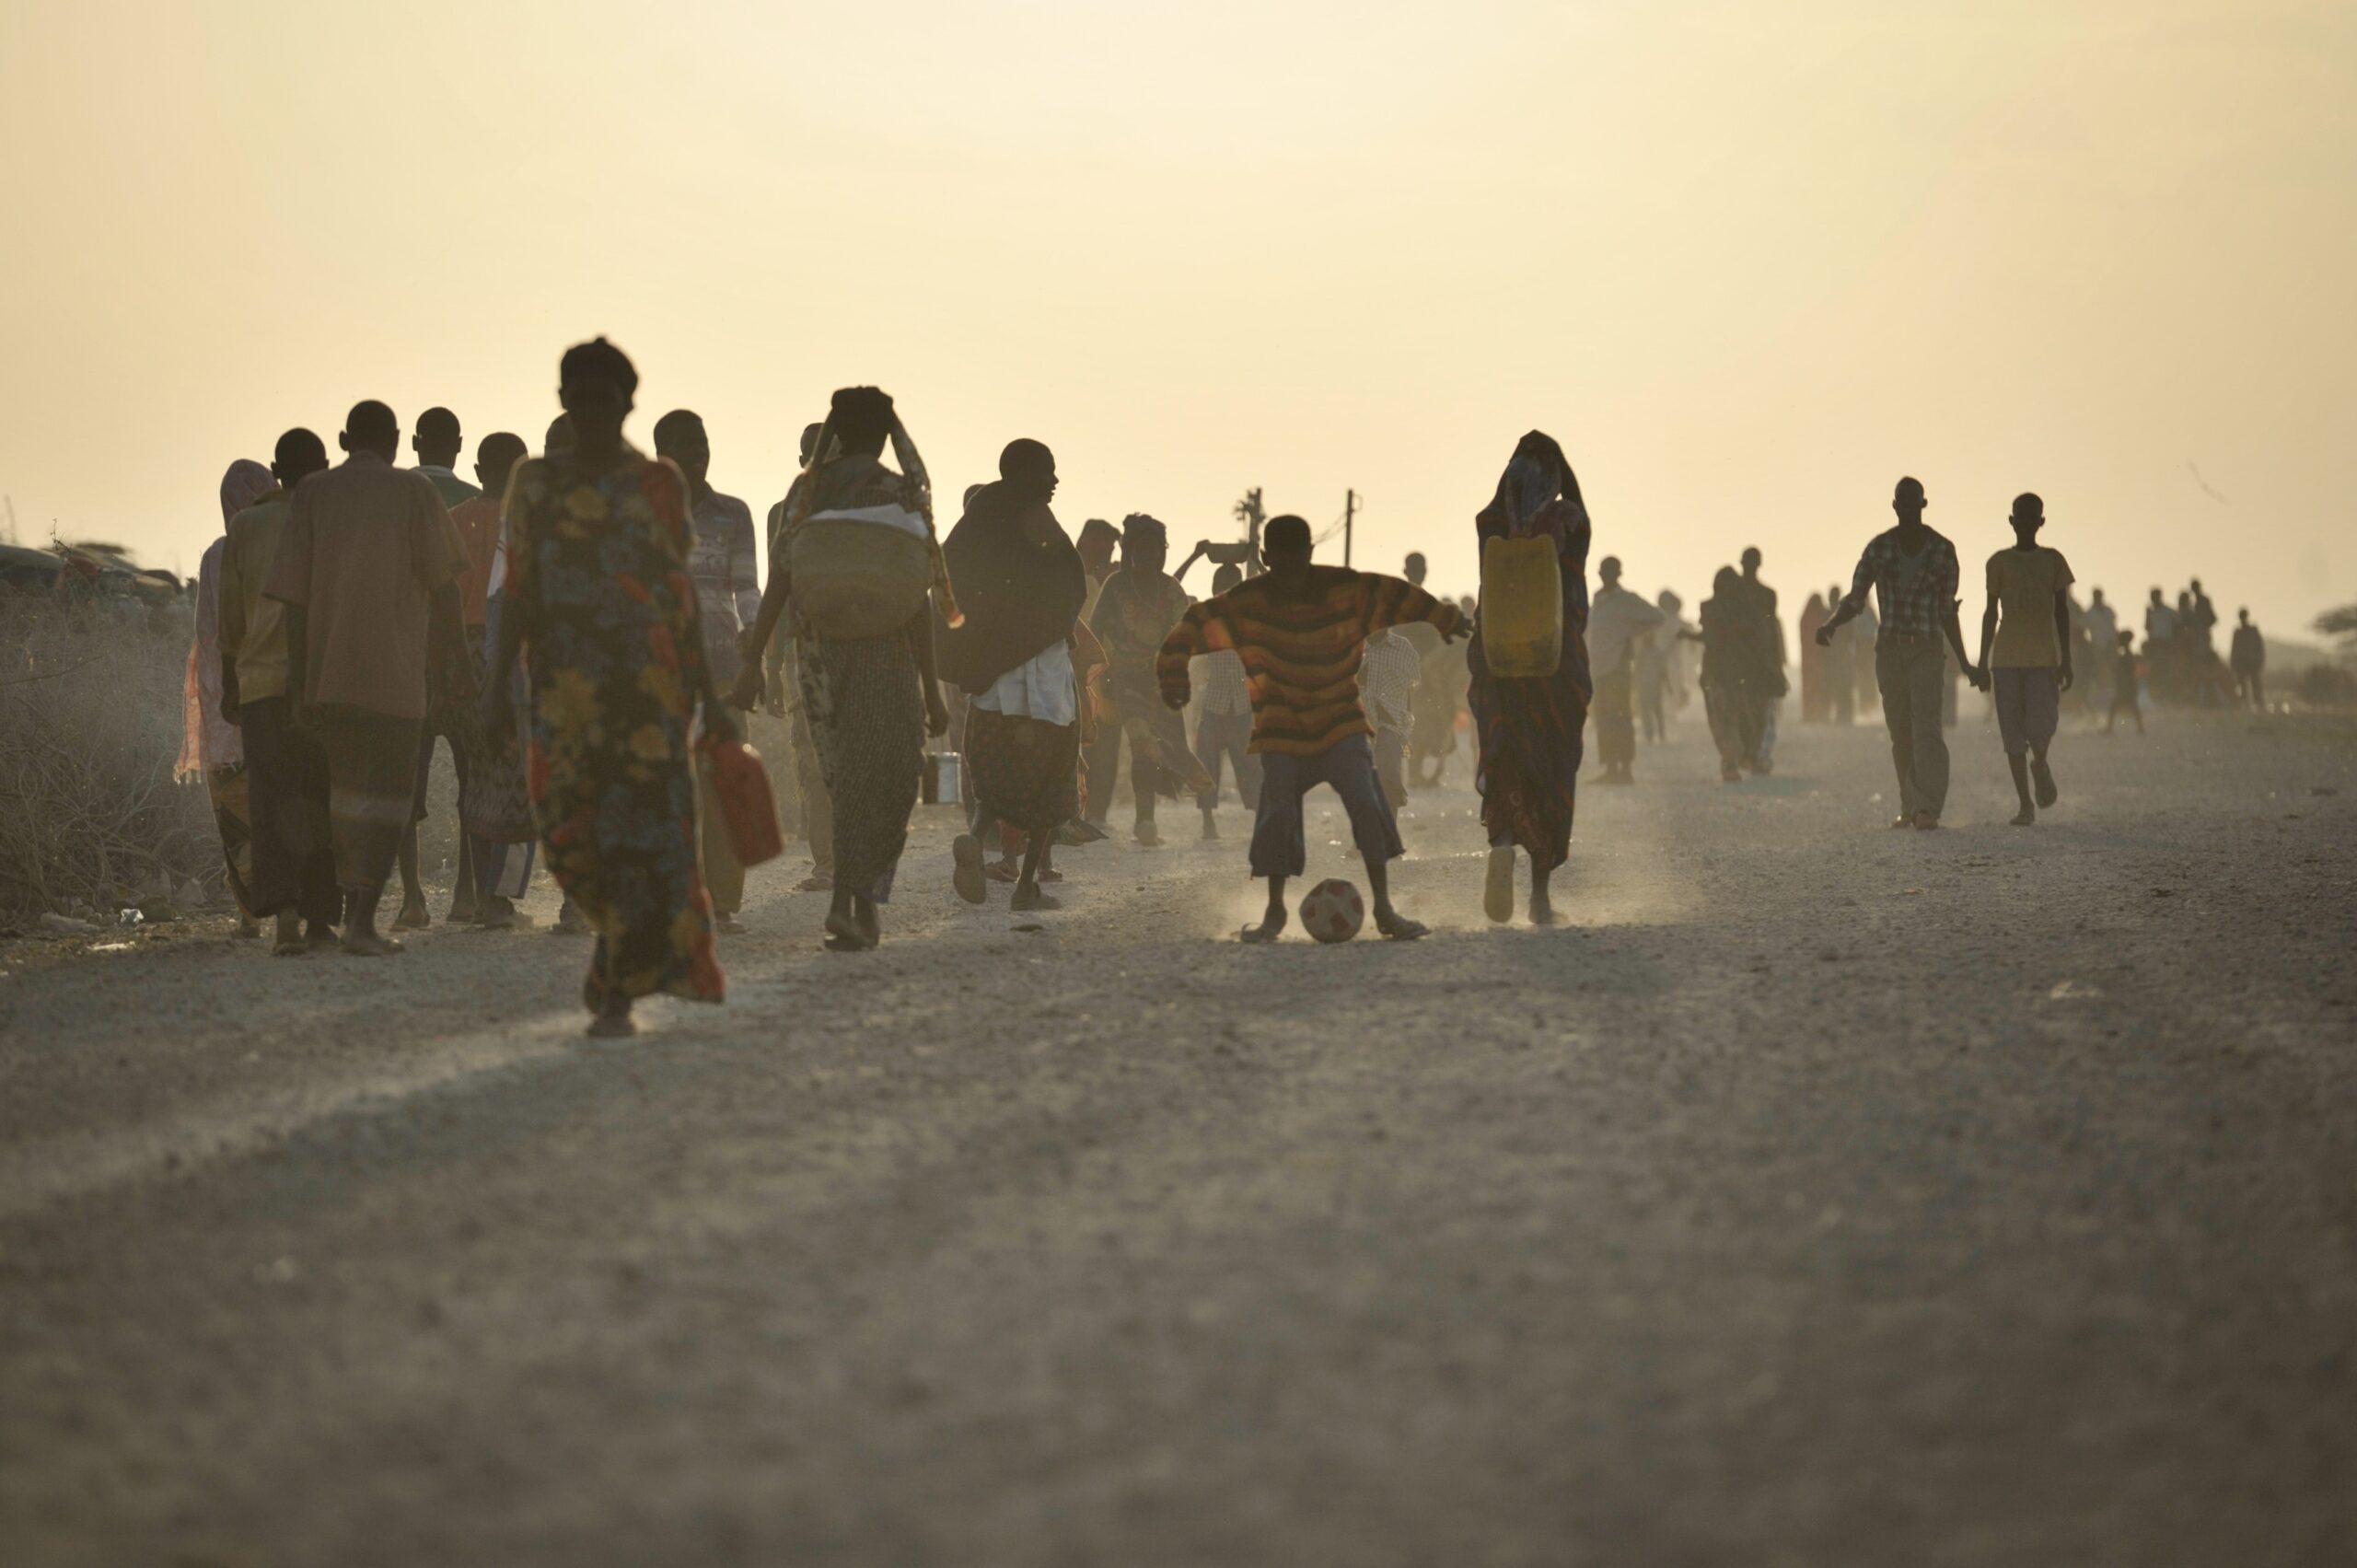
xmin=4 ymin=711 xmax=2354 ymax=1566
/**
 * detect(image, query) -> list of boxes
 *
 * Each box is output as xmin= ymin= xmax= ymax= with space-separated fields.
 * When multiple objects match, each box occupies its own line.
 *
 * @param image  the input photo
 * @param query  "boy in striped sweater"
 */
xmin=1157 ymin=516 xmax=1465 ymax=943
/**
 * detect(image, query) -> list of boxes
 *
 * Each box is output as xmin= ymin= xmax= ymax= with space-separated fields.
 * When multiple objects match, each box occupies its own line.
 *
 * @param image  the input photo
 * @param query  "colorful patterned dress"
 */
xmin=504 ymin=445 xmax=724 ymax=1011
xmin=1469 ymin=495 xmax=1593 ymax=873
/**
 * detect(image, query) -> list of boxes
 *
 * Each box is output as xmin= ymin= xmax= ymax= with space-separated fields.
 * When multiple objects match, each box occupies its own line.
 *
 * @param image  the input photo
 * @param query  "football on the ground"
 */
xmin=1298 ymin=878 xmax=1366 ymax=944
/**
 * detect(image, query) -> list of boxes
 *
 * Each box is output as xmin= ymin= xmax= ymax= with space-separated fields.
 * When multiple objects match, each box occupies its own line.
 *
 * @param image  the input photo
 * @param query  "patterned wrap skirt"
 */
xmin=798 ymin=629 xmax=924 ymax=904
xmin=309 ymin=705 xmax=424 ymax=894
xmin=967 ymin=709 xmax=1080 ymax=833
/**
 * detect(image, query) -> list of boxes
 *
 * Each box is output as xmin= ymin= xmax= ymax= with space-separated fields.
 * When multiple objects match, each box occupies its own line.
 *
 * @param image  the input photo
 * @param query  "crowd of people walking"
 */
xmin=175 ymin=338 xmax=2279 ymax=1033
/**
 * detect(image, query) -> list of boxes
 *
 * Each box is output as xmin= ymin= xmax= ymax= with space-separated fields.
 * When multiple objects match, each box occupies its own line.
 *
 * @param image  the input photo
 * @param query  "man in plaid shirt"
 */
xmin=1817 ymin=476 xmax=1986 ymax=829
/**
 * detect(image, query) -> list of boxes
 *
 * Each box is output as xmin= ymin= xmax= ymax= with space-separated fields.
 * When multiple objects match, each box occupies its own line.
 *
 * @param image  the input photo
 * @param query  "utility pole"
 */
xmin=1234 ymin=487 xmax=1265 ymax=573
xmin=1343 ymin=489 xmax=1357 ymax=568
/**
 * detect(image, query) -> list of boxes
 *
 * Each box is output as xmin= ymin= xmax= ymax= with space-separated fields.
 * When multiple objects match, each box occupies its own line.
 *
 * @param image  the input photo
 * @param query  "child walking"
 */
xmin=1156 ymin=516 xmax=1463 ymax=943
xmin=1979 ymin=492 xmax=2075 ymax=825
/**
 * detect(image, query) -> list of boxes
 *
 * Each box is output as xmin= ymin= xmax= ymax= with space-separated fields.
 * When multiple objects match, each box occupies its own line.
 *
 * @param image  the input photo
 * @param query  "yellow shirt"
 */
xmin=1986 ymin=546 xmax=2074 ymax=668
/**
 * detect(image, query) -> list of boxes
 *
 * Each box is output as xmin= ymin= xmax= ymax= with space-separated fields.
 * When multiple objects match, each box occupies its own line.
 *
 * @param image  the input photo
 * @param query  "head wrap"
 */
xmin=219 ymin=459 xmax=274 ymax=528
xmin=1120 ymin=513 xmax=1167 ymax=548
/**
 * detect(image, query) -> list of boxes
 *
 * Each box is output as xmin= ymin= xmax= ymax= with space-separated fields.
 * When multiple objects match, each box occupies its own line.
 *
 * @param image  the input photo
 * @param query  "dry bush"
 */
xmin=0 ymin=597 xmax=218 ymax=917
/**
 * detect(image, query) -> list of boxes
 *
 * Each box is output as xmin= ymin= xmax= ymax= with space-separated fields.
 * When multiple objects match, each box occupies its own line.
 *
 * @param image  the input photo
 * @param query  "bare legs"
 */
xmin=341 ymin=886 xmax=401 ymax=957
xmin=1243 ymin=856 xmax=1424 ymax=944
xmin=2009 ymin=746 xmax=2059 ymax=827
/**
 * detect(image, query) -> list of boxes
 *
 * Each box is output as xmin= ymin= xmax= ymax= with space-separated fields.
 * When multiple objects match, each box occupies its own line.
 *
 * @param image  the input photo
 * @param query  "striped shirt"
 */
xmin=1157 ymin=566 xmax=1462 ymax=757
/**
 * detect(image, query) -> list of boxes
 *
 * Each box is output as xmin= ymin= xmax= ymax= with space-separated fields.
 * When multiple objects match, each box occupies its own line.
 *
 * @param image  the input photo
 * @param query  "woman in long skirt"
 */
xmin=485 ymin=339 xmax=734 ymax=1036
xmin=1469 ymin=430 xmax=1593 ymax=928
xmin=733 ymin=386 xmax=954 ymax=951
xmin=938 ymin=438 xmax=1086 ymax=912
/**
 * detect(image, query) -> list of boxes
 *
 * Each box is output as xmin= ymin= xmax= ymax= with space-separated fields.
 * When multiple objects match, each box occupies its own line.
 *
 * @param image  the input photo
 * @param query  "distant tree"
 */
xmin=2318 ymin=604 xmax=2357 ymax=650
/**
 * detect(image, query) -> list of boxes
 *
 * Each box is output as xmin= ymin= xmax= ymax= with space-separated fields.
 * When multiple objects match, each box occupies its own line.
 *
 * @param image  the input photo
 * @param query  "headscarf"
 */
xmin=219 ymin=459 xmax=274 ymax=528
xmin=181 ymin=459 xmax=271 ymax=778
xmin=1120 ymin=513 xmax=1167 ymax=550
xmin=1492 ymin=431 xmax=1574 ymax=531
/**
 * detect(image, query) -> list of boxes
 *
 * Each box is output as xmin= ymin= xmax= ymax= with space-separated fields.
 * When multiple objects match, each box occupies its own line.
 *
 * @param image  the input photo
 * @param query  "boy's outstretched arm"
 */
xmin=1364 ymin=574 xmax=1465 ymax=641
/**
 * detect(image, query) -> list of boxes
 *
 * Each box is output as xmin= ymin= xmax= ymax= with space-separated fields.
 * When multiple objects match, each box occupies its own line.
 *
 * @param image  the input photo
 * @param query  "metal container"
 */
xmin=924 ymin=751 xmax=962 ymax=807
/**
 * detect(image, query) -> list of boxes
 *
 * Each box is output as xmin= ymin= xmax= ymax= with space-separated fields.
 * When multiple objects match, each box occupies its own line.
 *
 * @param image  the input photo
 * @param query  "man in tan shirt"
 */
xmin=219 ymin=428 xmax=343 ymax=954
xmin=264 ymin=401 xmax=471 ymax=955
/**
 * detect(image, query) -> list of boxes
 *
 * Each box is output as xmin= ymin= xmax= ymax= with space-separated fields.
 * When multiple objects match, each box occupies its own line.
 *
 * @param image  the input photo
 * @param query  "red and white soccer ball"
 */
xmin=1298 ymin=877 xmax=1366 ymax=944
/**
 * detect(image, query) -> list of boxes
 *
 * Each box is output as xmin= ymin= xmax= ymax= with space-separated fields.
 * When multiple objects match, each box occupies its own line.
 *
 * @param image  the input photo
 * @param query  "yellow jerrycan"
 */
xmin=1480 ymin=532 xmax=1563 ymax=678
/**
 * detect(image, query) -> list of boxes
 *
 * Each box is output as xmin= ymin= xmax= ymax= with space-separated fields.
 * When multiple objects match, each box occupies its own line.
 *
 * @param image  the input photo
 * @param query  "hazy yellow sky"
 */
xmin=3 ymin=0 xmax=2351 ymax=636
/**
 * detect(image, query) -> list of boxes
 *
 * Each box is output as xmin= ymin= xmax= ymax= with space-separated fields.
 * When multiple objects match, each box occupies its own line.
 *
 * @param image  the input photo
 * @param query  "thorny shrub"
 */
xmin=0 ymin=596 xmax=217 ymax=918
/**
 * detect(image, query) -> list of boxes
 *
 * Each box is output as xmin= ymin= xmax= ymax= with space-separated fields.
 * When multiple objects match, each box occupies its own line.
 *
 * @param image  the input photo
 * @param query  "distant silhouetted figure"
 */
xmin=1737 ymin=547 xmax=1784 ymax=770
xmin=2083 ymin=587 xmax=2119 ymax=704
xmin=1821 ymin=581 xmax=1857 ymax=725
xmin=1637 ymin=588 xmax=1688 ymax=743
xmin=1685 ymin=567 xmax=1762 ymax=782
xmin=266 ymin=400 xmax=473 ymax=954
xmin=1585 ymin=554 xmax=1664 ymax=784
xmin=1817 ymin=477 xmax=1983 ymax=830
xmin=1190 ymin=563 xmax=1261 ymax=837
xmin=1087 ymin=515 xmax=1204 ymax=846
xmin=1797 ymin=590 xmax=1830 ymax=722
xmin=2106 ymin=630 xmax=2144 ymax=734
xmin=2230 ymin=609 xmax=2267 ymax=710
xmin=1979 ymin=493 xmax=2074 ymax=827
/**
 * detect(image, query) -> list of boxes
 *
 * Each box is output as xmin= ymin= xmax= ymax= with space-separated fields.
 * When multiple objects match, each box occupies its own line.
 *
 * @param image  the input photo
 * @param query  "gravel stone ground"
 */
xmin=2 ymin=710 xmax=2353 ymax=1567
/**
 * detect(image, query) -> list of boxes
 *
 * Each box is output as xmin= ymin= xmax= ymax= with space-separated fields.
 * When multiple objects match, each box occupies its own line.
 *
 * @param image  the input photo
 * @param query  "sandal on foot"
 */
xmin=952 ymin=835 xmax=987 ymax=904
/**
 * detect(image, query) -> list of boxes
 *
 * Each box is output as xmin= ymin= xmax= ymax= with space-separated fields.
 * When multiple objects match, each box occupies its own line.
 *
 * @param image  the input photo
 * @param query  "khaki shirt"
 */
xmin=1986 ymin=546 xmax=2075 ymax=668
xmin=265 ymin=452 xmax=464 ymax=720
xmin=218 ymin=496 xmax=293 ymax=703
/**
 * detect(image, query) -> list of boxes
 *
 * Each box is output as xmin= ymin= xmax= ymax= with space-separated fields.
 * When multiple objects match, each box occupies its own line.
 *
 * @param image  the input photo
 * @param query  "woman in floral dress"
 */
xmin=485 ymin=339 xmax=736 ymax=1035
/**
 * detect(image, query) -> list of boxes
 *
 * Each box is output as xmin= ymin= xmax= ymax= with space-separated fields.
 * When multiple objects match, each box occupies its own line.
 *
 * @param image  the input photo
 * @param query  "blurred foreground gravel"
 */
xmin=3 ymin=711 xmax=2352 ymax=1566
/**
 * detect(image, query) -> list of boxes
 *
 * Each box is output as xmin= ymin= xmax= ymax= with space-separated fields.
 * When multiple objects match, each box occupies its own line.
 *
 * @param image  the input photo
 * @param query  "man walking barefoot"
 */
xmin=1156 ymin=516 xmax=1461 ymax=943
xmin=1978 ymin=493 xmax=2074 ymax=826
xmin=1817 ymin=478 xmax=1984 ymax=829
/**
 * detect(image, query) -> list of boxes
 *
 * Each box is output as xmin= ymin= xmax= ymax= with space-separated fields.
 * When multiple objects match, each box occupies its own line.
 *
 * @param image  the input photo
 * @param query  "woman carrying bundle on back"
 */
xmin=735 ymin=387 xmax=953 ymax=951
xmin=1468 ymin=430 xmax=1592 ymax=929
xmin=935 ymin=439 xmax=1087 ymax=913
